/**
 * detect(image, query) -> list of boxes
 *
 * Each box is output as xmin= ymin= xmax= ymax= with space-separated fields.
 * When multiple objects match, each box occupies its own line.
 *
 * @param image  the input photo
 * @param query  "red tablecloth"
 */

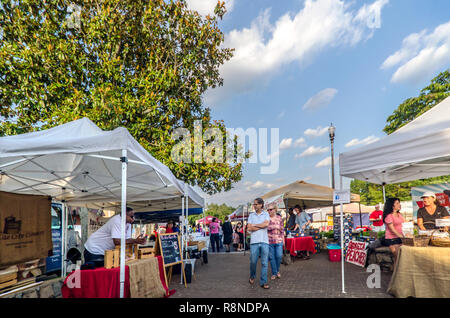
xmin=61 ymin=256 xmax=175 ymax=298
xmin=285 ymin=236 xmax=316 ymax=256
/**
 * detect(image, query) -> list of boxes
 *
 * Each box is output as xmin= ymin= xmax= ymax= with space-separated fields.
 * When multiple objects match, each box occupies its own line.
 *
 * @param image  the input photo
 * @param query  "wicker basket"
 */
xmin=401 ymin=236 xmax=430 ymax=247
xmin=430 ymin=231 xmax=450 ymax=247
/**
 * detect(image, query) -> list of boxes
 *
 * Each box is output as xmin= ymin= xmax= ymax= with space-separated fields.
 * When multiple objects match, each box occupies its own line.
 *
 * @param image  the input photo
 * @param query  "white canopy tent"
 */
xmin=338 ymin=96 xmax=450 ymax=294
xmin=340 ymin=96 xmax=450 ymax=185
xmin=0 ymin=117 xmax=203 ymax=297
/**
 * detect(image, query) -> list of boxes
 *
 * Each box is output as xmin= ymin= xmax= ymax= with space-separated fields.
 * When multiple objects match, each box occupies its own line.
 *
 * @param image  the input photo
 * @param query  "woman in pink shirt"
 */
xmin=209 ymin=218 xmax=221 ymax=253
xmin=267 ymin=203 xmax=284 ymax=280
xmin=383 ymin=198 xmax=405 ymax=260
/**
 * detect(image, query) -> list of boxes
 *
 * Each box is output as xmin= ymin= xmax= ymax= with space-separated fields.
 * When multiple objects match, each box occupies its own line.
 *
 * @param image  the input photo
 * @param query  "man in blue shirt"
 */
xmin=247 ymin=197 xmax=270 ymax=289
xmin=293 ymin=205 xmax=312 ymax=260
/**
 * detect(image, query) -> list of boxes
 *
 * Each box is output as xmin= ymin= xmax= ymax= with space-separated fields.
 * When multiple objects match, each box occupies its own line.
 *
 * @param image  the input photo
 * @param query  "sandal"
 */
xmin=261 ymin=284 xmax=270 ymax=289
xmin=270 ymin=275 xmax=276 ymax=280
xmin=249 ymin=278 xmax=255 ymax=284
xmin=276 ymin=273 xmax=281 ymax=279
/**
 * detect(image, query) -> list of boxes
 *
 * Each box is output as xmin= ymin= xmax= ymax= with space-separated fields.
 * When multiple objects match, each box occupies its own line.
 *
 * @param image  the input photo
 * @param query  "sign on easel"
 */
xmin=156 ymin=233 xmax=186 ymax=288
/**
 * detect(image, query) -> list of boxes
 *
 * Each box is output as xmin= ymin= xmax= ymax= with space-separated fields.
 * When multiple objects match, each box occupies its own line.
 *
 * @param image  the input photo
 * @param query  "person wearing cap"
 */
xmin=417 ymin=192 xmax=449 ymax=231
xmin=369 ymin=204 xmax=384 ymax=232
xmin=84 ymin=207 xmax=146 ymax=266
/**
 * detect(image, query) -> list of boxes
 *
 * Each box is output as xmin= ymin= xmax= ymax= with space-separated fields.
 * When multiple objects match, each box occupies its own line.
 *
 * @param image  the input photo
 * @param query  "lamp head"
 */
xmin=328 ymin=123 xmax=335 ymax=139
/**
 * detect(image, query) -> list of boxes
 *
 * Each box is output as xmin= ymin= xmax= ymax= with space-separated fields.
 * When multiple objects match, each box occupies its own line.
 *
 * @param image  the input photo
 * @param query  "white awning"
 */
xmin=0 ymin=118 xmax=203 ymax=206
xmin=339 ymin=96 xmax=450 ymax=184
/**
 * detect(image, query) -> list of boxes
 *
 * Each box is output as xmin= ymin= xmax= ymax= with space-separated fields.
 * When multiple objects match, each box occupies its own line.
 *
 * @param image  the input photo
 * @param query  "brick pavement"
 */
xmin=168 ymin=251 xmax=393 ymax=298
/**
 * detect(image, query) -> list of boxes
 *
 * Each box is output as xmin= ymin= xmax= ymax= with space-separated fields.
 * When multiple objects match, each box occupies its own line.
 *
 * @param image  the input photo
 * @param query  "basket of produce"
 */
xmin=429 ymin=231 xmax=450 ymax=247
xmin=401 ymin=236 xmax=430 ymax=247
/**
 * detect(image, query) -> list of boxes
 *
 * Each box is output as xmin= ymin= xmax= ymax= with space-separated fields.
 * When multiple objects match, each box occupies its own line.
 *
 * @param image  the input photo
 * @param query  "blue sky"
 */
xmin=185 ymin=0 xmax=450 ymax=207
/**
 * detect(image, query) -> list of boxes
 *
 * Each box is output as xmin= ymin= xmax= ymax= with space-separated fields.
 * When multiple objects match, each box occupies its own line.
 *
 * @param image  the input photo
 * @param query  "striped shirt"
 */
xmin=268 ymin=215 xmax=284 ymax=244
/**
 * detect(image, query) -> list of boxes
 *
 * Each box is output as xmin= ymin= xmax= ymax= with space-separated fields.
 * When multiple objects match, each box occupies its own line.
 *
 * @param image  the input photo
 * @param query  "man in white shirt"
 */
xmin=247 ymin=197 xmax=270 ymax=289
xmin=84 ymin=207 xmax=145 ymax=266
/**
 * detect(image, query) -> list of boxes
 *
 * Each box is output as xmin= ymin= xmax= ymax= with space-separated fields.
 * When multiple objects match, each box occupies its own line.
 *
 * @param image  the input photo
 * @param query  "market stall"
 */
xmin=285 ymin=237 xmax=316 ymax=257
xmin=0 ymin=118 xmax=201 ymax=297
xmin=260 ymin=181 xmax=360 ymax=260
xmin=387 ymin=245 xmax=450 ymax=297
xmin=339 ymin=96 xmax=450 ymax=296
xmin=261 ymin=180 xmax=360 ymax=210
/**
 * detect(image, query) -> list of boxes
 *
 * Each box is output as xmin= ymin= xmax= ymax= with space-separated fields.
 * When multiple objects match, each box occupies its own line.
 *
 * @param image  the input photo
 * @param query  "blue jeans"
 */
xmin=269 ymin=243 xmax=283 ymax=276
xmin=249 ymin=243 xmax=269 ymax=286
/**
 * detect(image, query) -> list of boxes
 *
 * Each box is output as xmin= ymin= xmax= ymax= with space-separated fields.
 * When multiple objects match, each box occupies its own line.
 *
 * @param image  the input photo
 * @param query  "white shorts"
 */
xmin=372 ymin=225 xmax=385 ymax=232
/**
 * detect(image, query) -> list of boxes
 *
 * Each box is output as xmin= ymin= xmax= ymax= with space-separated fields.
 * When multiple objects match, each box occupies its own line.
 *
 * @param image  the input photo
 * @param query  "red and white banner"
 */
xmin=345 ymin=240 xmax=368 ymax=267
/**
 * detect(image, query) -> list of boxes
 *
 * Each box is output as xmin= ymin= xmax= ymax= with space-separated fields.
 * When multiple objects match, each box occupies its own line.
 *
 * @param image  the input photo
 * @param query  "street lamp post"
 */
xmin=328 ymin=123 xmax=336 ymax=221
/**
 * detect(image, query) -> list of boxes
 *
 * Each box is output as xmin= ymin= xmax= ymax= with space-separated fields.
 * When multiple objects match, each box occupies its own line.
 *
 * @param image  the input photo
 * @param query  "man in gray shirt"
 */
xmin=247 ymin=197 xmax=270 ymax=289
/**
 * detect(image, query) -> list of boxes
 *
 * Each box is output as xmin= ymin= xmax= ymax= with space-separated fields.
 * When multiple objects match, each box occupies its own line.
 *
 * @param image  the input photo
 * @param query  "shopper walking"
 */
xmin=267 ymin=203 xmax=284 ymax=280
xmin=209 ymin=217 xmax=221 ymax=253
xmin=248 ymin=197 xmax=270 ymax=289
xmin=222 ymin=216 xmax=233 ymax=252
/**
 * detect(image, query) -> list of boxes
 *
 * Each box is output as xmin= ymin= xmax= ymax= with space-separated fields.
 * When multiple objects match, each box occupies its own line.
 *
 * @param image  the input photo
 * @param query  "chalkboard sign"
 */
xmin=158 ymin=233 xmax=182 ymax=266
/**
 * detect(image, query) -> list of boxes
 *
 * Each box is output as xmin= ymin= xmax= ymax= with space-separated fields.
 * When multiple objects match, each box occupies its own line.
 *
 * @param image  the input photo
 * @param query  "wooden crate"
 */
xmin=104 ymin=249 xmax=120 ymax=269
xmin=0 ymin=272 xmax=18 ymax=291
xmin=138 ymin=247 xmax=155 ymax=259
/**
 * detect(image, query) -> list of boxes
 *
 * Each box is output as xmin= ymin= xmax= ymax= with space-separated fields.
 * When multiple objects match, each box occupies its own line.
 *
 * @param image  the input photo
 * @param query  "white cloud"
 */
xmin=315 ymin=156 xmax=338 ymax=168
xmin=315 ymin=156 xmax=332 ymax=168
xmin=297 ymin=146 xmax=329 ymax=158
xmin=381 ymin=21 xmax=450 ymax=84
xmin=303 ymin=88 xmax=338 ymax=110
xmin=279 ymin=138 xmax=293 ymax=150
xmin=206 ymin=0 xmax=389 ymax=105
xmin=185 ymin=0 xmax=234 ymax=16
xmin=206 ymin=179 xmax=279 ymax=206
xmin=303 ymin=176 xmax=313 ymax=181
xmin=245 ymin=180 xmax=276 ymax=191
xmin=304 ymin=126 xmax=329 ymax=137
xmin=279 ymin=137 xmax=307 ymax=151
xmin=345 ymin=135 xmax=380 ymax=148
xmin=277 ymin=111 xmax=286 ymax=119
xmin=294 ymin=137 xmax=307 ymax=148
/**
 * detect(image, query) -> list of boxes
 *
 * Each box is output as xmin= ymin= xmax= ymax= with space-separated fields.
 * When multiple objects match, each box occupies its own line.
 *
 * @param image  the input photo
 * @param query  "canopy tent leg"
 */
xmin=244 ymin=204 xmax=247 ymax=256
xmin=382 ymin=183 xmax=386 ymax=203
xmin=340 ymin=175 xmax=346 ymax=294
xmin=359 ymin=202 xmax=362 ymax=228
xmin=185 ymin=194 xmax=189 ymax=254
xmin=120 ymin=149 xmax=128 ymax=299
xmin=180 ymin=195 xmax=184 ymax=285
xmin=61 ymin=203 xmax=67 ymax=278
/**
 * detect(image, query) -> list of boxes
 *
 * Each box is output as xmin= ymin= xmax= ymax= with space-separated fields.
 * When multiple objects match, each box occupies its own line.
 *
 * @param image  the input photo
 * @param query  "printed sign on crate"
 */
xmin=345 ymin=240 xmax=368 ymax=267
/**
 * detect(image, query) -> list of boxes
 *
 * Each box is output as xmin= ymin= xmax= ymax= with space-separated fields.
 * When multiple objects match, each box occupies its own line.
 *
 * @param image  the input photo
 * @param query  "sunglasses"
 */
xmin=267 ymin=208 xmax=275 ymax=211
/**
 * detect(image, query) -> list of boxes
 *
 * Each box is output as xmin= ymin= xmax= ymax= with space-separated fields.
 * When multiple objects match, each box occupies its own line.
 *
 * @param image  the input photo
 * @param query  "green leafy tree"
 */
xmin=351 ymin=69 xmax=450 ymax=204
xmin=187 ymin=203 xmax=235 ymax=225
xmin=0 ymin=0 xmax=245 ymax=194
xmin=383 ymin=69 xmax=450 ymax=134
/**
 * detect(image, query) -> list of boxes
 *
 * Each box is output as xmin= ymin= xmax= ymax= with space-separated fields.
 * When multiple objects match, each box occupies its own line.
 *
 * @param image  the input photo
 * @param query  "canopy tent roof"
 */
xmin=339 ymin=96 xmax=450 ymax=184
xmin=228 ymin=205 xmax=250 ymax=220
xmin=318 ymin=203 xmax=376 ymax=214
xmin=196 ymin=216 xmax=221 ymax=225
xmin=261 ymin=180 xmax=360 ymax=209
xmin=0 ymin=118 xmax=204 ymax=209
xmin=134 ymin=208 xmax=204 ymax=224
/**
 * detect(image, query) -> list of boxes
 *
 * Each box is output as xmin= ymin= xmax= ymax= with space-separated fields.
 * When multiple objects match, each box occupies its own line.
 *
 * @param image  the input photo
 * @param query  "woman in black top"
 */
xmin=222 ymin=216 xmax=233 ymax=252
xmin=417 ymin=192 xmax=449 ymax=231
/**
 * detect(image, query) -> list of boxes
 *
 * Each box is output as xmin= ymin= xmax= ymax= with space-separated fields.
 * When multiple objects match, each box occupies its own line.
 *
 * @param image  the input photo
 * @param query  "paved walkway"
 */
xmin=168 ymin=251 xmax=393 ymax=298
